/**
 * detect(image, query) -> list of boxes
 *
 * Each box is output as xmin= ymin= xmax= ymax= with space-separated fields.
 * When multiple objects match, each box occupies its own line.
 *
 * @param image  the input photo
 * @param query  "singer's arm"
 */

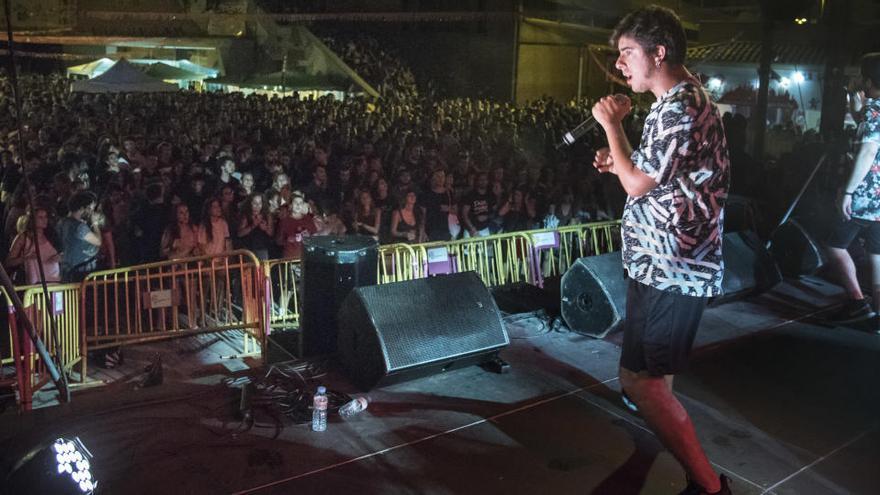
xmin=603 ymin=123 xmax=657 ymax=197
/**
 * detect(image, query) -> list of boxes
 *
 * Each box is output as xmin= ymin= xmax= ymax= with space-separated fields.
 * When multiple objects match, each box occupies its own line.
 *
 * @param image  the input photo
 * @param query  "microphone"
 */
xmin=556 ymin=115 xmax=597 ymax=149
xmin=556 ymin=94 xmax=630 ymax=149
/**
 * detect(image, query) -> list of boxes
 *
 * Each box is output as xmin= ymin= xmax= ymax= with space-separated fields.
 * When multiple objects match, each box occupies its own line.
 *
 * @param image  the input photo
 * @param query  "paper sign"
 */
xmin=532 ymin=232 xmax=557 ymax=249
xmin=149 ymin=289 xmax=174 ymax=309
xmin=52 ymin=292 xmax=64 ymax=315
xmin=427 ymin=247 xmax=450 ymax=263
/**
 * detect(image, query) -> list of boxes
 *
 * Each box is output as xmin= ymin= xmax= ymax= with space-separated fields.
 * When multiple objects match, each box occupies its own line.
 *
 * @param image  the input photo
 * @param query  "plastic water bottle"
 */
xmin=311 ymin=386 xmax=328 ymax=432
xmin=338 ymin=396 xmax=370 ymax=418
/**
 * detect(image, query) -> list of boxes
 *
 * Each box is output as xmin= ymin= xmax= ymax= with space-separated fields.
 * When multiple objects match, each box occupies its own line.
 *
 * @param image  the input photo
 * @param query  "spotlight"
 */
xmin=779 ymin=77 xmax=791 ymax=89
xmin=707 ymin=77 xmax=723 ymax=90
xmin=4 ymin=437 xmax=97 ymax=495
xmin=792 ymin=71 xmax=805 ymax=84
xmin=794 ymin=17 xmax=808 ymax=25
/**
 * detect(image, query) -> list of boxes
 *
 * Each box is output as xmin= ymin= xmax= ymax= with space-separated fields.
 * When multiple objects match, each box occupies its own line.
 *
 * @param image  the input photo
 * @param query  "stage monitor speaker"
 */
xmin=337 ymin=272 xmax=509 ymax=391
xmin=720 ymin=230 xmax=783 ymax=298
xmin=560 ymin=252 xmax=626 ymax=339
xmin=301 ymin=235 xmax=378 ymax=356
xmin=768 ymin=219 xmax=824 ymax=277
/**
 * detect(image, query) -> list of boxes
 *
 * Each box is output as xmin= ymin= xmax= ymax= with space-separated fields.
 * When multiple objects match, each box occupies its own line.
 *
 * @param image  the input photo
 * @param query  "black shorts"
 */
xmin=826 ymin=217 xmax=880 ymax=254
xmin=619 ymin=279 xmax=708 ymax=376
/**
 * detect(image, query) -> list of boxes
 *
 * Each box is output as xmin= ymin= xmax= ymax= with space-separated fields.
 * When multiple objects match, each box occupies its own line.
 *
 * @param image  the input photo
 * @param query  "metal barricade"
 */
xmin=264 ymin=257 xmax=301 ymax=332
xmin=415 ymin=232 xmax=536 ymax=288
xmin=528 ymin=220 xmax=621 ymax=283
xmin=80 ymin=250 xmax=265 ymax=361
xmin=378 ymin=243 xmax=423 ymax=284
xmin=2 ymin=283 xmax=82 ymax=411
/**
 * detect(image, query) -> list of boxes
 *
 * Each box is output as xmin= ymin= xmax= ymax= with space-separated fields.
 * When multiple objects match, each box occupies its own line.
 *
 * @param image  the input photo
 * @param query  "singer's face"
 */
xmin=615 ymin=35 xmax=654 ymax=93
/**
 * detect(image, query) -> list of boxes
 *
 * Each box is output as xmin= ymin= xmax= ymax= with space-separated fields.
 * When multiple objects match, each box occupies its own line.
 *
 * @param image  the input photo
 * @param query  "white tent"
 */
xmin=71 ymin=59 xmax=178 ymax=93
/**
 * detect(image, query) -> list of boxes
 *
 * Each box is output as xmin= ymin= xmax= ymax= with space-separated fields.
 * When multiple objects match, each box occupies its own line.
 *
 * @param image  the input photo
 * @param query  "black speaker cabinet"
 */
xmin=768 ymin=219 xmax=824 ymax=277
xmin=560 ymin=252 xmax=627 ymax=339
xmin=301 ymin=235 xmax=378 ymax=356
xmin=720 ymin=230 xmax=782 ymax=298
xmin=337 ymin=272 xmax=510 ymax=391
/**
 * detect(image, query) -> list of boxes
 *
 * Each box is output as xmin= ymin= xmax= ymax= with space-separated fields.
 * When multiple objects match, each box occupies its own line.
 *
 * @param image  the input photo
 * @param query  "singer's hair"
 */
xmin=861 ymin=53 xmax=880 ymax=87
xmin=610 ymin=5 xmax=687 ymax=66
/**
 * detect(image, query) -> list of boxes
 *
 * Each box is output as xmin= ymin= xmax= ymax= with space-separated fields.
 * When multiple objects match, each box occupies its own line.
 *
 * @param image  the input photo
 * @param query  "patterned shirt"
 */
xmin=852 ymin=98 xmax=880 ymax=222
xmin=622 ymin=79 xmax=730 ymax=297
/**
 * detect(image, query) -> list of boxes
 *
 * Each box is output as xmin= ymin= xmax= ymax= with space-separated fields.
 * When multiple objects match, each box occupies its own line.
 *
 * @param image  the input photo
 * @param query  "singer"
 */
xmin=591 ymin=6 xmax=730 ymax=495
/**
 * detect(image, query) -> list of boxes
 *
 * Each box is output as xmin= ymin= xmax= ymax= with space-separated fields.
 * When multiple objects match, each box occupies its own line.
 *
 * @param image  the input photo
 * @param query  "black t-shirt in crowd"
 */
xmin=420 ymin=189 xmax=453 ymax=241
xmin=464 ymin=190 xmax=494 ymax=231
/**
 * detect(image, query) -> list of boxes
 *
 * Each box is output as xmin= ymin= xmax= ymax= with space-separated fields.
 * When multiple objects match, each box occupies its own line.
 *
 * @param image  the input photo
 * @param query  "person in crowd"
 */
xmin=199 ymin=198 xmax=232 ymax=257
xmin=824 ymin=52 xmax=880 ymax=330
xmin=591 ymin=6 xmax=731 ymax=495
xmin=237 ymin=193 xmax=274 ymax=260
xmin=497 ymin=187 xmax=536 ymax=233
xmin=5 ymin=207 xmax=61 ymax=284
xmin=352 ymin=189 xmax=382 ymax=239
xmin=461 ymin=171 xmax=495 ymax=238
xmin=277 ymin=191 xmax=318 ymax=259
xmin=240 ymin=172 xmax=256 ymax=198
xmin=420 ymin=168 xmax=456 ymax=241
xmin=390 ymin=190 xmax=423 ymax=243
xmin=161 ymin=203 xmax=200 ymax=260
xmin=132 ymin=182 xmax=167 ymax=264
xmin=57 ymin=191 xmax=102 ymax=282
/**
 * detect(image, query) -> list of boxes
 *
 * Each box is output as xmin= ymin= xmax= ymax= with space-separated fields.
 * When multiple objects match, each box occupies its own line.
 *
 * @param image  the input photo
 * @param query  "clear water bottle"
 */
xmin=311 ymin=386 xmax=328 ymax=432
xmin=338 ymin=396 xmax=370 ymax=418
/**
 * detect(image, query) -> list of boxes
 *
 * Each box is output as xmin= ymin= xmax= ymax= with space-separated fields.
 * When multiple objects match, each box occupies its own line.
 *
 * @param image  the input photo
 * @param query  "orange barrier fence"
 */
xmin=80 ymin=250 xmax=266 ymax=365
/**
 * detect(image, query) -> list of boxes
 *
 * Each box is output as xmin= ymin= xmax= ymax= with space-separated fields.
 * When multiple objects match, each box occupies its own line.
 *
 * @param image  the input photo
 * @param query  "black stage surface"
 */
xmin=1 ymin=276 xmax=878 ymax=494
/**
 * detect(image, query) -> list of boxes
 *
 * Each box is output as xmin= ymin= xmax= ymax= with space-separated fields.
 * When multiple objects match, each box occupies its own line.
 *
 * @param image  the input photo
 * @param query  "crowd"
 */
xmin=0 ymin=65 xmax=626 ymax=284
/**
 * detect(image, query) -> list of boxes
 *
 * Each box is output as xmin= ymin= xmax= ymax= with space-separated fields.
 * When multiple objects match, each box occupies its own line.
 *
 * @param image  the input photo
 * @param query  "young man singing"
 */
xmin=591 ymin=6 xmax=731 ymax=494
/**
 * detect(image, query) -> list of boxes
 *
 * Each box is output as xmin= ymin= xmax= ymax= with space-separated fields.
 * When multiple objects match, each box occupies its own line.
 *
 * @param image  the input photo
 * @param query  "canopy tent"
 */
xmin=143 ymin=62 xmax=204 ymax=82
xmin=205 ymin=70 xmax=350 ymax=92
xmin=71 ymin=59 xmax=178 ymax=93
xmin=66 ymin=58 xmax=116 ymax=78
xmin=67 ymin=58 xmax=219 ymax=81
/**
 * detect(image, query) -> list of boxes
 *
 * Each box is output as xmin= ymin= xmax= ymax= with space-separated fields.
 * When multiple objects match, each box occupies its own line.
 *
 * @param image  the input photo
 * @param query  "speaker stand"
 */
xmin=480 ymin=355 xmax=510 ymax=374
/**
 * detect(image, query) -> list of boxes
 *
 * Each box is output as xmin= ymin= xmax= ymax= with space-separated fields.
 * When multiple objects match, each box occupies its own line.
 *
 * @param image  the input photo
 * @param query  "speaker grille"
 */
xmin=355 ymin=273 xmax=508 ymax=371
xmin=561 ymin=252 xmax=626 ymax=338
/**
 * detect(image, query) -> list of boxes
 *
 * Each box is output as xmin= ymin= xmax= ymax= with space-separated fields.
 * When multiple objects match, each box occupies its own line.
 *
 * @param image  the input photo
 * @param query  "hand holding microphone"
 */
xmin=557 ymin=94 xmax=631 ymax=149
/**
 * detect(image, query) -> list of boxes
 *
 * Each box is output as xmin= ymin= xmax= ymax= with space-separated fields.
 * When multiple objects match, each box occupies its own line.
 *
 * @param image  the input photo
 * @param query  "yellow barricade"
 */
xmin=264 ymin=257 xmax=301 ymax=331
xmin=528 ymin=220 xmax=621 ymax=280
xmin=378 ymin=243 xmax=423 ymax=284
xmin=80 ymin=250 xmax=266 ymax=361
xmin=415 ymin=232 xmax=536 ymax=288
xmin=2 ymin=283 xmax=82 ymax=410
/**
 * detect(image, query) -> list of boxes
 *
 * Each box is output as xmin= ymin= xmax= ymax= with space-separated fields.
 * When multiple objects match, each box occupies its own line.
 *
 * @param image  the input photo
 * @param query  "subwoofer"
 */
xmin=337 ymin=272 xmax=509 ymax=391
xmin=301 ymin=235 xmax=378 ymax=356
xmin=560 ymin=252 xmax=626 ymax=339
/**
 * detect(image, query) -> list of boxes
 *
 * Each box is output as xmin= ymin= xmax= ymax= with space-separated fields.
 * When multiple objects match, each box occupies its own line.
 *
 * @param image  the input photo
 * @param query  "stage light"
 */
xmin=6 ymin=437 xmax=97 ymax=494
xmin=707 ymin=77 xmax=723 ymax=90
xmin=792 ymin=71 xmax=805 ymax=84
xmin=779 ymin=77 xmax=791 ymax=89
xmin=794 ymin=17 xmax=807 ymax=25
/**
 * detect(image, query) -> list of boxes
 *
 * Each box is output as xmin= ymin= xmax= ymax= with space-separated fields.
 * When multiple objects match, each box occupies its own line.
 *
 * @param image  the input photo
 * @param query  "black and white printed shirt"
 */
xmin=622 ymin=79 xmax=730 ymax=298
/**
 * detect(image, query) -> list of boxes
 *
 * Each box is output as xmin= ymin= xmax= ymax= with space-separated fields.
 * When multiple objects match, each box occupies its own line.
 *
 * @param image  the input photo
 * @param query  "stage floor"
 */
xmin=1 ymin=276 xmax=878 ymax=495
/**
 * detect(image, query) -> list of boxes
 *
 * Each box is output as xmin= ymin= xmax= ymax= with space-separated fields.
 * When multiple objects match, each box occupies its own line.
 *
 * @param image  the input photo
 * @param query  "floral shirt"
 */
xmin=852 ymin=98 xmax=880 ymax=222
xmin=622 ymin=79 xmax=730 ymax=297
